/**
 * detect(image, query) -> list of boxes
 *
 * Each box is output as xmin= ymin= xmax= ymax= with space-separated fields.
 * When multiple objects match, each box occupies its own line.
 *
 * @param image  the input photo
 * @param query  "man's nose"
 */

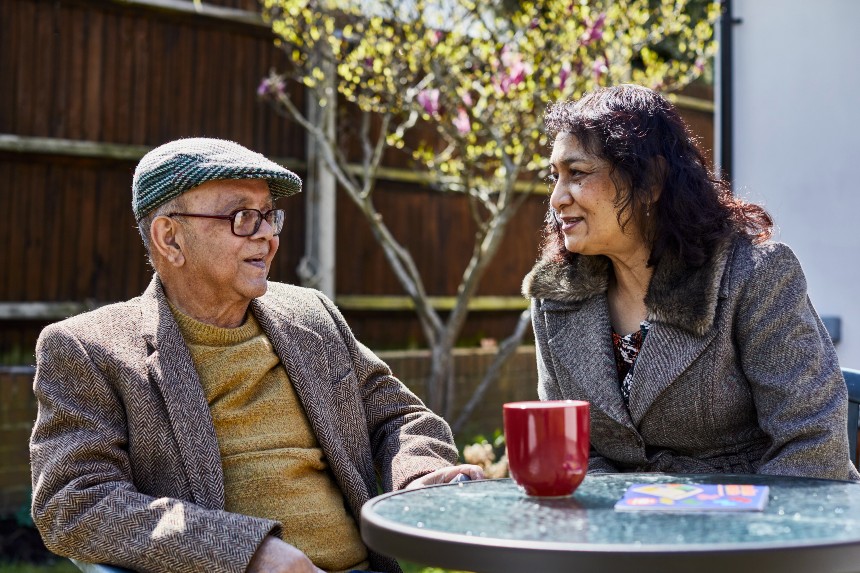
xmin=253 ymin=217 xmax=276 ymax=239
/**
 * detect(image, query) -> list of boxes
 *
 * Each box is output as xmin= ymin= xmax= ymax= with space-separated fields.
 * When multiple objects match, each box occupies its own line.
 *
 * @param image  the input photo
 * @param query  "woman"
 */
xmin=523 ymin=84 xmax=859 ymax=480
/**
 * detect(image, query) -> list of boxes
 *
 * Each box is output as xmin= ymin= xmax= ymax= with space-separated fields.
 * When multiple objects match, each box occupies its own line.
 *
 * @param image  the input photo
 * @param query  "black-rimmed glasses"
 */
xmin=168 ymin=208 xmax=285 ymax=237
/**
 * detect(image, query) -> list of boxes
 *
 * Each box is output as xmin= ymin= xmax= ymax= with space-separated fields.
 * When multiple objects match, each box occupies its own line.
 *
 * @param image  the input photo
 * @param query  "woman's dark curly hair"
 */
xmin=541 ymin=84 xmax=772 ymax=268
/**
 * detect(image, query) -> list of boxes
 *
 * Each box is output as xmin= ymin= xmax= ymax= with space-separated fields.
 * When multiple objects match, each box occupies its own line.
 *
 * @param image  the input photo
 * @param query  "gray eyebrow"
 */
xmin=219 ymin=197 xmax=274 ymax=213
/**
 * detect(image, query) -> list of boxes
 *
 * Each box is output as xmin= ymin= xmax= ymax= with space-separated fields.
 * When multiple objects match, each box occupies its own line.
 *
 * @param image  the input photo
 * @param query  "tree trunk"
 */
xmin=427 ymin=342 xmax=455 ymax=416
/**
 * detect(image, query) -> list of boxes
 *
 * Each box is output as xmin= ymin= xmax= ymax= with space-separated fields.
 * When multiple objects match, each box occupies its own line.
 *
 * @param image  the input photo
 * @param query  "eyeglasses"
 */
xmin=167 ymin=208 xmax=285 ymax=237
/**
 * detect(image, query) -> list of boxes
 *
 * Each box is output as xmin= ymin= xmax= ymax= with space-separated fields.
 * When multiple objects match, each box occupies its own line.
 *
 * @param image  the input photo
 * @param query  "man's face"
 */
xmin=171 ymin=179 xmax=279 ymax=307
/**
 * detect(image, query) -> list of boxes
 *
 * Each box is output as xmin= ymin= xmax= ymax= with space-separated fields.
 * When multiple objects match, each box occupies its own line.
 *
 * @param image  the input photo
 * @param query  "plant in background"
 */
xmin=258 ymin=0 xmax=718 ymax=428
xmin=462 ymin=431 xmax=508 ymax=478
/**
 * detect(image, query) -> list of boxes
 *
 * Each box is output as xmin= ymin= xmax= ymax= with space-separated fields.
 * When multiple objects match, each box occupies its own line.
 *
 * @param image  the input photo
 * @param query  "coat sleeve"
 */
xmin=734 ymin=243 xmax=859 ymax=480
xmin=30 ymin=323 xmax=279 ymax=573
xmin=531 ymin=299 xmax=619 ymax=474
xmin=314 ymin=294 xmax=459 ymax=491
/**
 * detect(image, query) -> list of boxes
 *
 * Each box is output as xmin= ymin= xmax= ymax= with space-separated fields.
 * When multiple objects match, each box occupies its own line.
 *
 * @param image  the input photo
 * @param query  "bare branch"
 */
xmin=451 ymin=308 xmax=532 ymax=433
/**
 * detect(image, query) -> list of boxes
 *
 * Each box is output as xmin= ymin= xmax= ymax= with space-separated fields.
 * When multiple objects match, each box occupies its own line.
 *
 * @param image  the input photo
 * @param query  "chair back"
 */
xmin=843 ymin=368 xmax=860 ymax=468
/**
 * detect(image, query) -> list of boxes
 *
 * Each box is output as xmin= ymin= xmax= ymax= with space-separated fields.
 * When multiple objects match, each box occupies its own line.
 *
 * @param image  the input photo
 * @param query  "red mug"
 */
xmin=503 ymin=400 xmax=590 ymax=497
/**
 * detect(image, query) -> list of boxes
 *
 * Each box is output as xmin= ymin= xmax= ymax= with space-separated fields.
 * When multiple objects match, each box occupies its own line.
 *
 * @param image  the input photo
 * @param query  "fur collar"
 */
xmin=522 ymin=239 xmax=735 ymax=336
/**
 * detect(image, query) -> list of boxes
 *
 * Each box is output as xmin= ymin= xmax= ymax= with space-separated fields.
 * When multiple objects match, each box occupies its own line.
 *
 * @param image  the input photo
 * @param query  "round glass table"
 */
xmin=360 ymin=473 xmax=860 ymax=573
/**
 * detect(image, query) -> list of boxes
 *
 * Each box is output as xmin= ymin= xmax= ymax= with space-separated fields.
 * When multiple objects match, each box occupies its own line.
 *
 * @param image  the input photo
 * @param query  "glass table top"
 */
xmin=368 ymin=473 xmax=860 ymax=550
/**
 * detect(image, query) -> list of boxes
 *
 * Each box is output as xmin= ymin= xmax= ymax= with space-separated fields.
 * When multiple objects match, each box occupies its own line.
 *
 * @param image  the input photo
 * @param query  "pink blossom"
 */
xmin=461 ymin=92 xmax=473 ymax=106
xmin=581 ymin=12 xmax=606 ymax=46
xmin=417 ymin=88 xmax=440 ymax=115
xmin=453 ymin=107 xmax=471 ymax=134
xmin=592 ymin=58 xmax=607 ymax=81
xmin=257 ymin=76 xmax=285 ymax=98
xmin=559 ymin=62 xmax=572 ymax=90
xmin=494 ymin=47 xmax=532 ymax=95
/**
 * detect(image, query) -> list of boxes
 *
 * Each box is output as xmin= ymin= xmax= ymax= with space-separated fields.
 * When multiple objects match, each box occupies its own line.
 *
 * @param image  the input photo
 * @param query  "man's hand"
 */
xmin=247 ymin=536 xmax=324 ymax=573
xmin=405 ymin=464 xmax=485 ymax=489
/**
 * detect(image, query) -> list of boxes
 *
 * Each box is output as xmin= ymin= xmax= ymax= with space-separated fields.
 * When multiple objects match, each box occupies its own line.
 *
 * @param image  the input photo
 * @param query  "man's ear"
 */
xmin=150 ymin=215 xmax=186 ymax=267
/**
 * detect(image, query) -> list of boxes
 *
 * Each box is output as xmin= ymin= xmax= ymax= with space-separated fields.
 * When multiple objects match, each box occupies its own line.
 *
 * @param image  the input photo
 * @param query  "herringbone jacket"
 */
xmin=30 ymin=277 xmax=458 ymax=573
xmin=524 ymin=236 xmax=860 ymax=481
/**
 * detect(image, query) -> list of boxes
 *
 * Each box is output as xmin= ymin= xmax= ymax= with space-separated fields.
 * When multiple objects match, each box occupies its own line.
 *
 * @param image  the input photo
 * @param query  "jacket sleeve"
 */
xmin=314 ymin=294 xmax=459 ymax=491
xmin=30 ymin=323 xmax=279 ymax=573
xmin=531 ymin=299 xmax=619 ymax=474
xmin=734 ymin=243 xmax=859 ymax=480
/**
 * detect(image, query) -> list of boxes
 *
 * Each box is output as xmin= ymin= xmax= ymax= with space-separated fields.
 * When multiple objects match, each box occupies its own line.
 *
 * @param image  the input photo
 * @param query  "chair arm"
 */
xmin=70 ymin=558 xmax=136 ymax=573
xmin=844 ymin=368 xmax=860 ymax=404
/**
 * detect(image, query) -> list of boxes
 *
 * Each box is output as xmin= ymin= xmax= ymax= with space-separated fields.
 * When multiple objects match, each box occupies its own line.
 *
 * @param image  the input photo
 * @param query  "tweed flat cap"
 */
xmin=132 ymin=138 xmax=302 ymax=220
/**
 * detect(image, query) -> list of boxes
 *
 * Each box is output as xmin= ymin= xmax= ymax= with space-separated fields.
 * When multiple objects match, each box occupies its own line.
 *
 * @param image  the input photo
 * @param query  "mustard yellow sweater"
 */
xmin=171 ymin=305 xmax=368 ymax=572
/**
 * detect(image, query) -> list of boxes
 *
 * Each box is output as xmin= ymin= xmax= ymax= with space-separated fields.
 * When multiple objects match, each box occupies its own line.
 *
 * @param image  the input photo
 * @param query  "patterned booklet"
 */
xmin=614 ymin=483 xmax=770 ymax=512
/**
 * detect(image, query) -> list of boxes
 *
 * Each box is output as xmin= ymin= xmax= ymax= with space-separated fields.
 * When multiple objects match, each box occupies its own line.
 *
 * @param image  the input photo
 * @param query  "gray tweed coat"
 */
xmin=30 ymin=277 xmax=458 ymax=573
xmin=523 ymin=236 xmax=860 ymax=481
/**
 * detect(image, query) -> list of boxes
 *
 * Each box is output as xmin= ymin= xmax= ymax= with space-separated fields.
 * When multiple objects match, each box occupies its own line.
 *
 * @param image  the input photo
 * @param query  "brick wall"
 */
xmin=378 ymin=346 xmax=539 ymax=439
xmin=0 ymin=349 xmax=537 ymax=515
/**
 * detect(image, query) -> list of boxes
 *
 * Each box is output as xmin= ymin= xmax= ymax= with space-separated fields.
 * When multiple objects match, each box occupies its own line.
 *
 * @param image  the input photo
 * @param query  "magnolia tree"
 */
xmin=258 ymin=0 xmax=718 ymax=428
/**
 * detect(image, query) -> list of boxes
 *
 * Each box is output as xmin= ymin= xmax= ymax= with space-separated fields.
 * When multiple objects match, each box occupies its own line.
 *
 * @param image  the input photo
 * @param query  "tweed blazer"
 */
xmin=523 ymin=236 xmax=860 ymax=481
xmin=30 ymin=277 xmax=459 ymax=573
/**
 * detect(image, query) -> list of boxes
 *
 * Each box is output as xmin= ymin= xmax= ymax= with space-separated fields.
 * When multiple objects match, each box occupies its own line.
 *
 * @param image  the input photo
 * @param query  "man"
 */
xmin=30 ymin=138 xmax=482 ymax=573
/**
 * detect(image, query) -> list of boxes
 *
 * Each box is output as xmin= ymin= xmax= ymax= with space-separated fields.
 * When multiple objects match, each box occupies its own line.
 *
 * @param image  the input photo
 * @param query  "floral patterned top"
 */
xmin=611 ymin=321 xmax=651 ymax=406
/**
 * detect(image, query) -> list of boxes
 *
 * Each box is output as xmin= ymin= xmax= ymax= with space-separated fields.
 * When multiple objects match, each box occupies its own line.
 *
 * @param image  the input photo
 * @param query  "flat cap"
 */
xmin=132 ymin=138 xmax=302 ymax=220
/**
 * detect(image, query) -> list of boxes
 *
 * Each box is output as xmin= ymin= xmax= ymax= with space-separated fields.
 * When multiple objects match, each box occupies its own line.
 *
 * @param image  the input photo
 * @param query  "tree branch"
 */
xmin=451 ymin=308 xmax=532 ymax=434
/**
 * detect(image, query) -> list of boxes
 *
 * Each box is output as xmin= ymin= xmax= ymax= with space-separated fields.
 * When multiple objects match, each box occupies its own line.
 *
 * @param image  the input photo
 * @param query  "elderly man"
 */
xmin=30 ymin=138 xmax=482 ymax=573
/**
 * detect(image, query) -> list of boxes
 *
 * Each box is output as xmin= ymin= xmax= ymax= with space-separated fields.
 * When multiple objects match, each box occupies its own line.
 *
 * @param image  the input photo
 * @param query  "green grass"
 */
xmin=0 ymin=563 xmax=77 ymax=573
xmin=400 ymin=562 xmax=472 ymax=573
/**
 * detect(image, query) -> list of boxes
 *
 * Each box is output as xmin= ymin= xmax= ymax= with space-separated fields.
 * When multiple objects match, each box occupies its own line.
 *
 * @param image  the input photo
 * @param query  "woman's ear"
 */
xmin=150 ymin=216 xmax=186 ymax=267
xmin=650 ymin=155 xmax=667 ymax=204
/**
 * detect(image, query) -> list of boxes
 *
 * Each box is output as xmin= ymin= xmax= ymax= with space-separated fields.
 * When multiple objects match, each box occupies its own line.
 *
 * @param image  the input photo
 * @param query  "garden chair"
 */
xmin=843 ymin=367 xmax=860 ymax=468
xmin=71 ymin=559 xmax=133 ymax=573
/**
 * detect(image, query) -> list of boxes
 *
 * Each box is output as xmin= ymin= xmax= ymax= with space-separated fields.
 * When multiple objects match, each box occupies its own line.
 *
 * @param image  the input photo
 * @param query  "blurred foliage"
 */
xmin=0 ymin=564 xmax=77 ymax=573
xmin=460 ymin=429 xmax=508 ymax=478
xmin=257 ymin=0 xmax=718 ymax=419
xmin=400 ymin=563 xmax=472 ymax=573
xmin=260 ymin=0 xmax=718 ymax=190
xmin=14 ymin=495 xmax=33 ymax=529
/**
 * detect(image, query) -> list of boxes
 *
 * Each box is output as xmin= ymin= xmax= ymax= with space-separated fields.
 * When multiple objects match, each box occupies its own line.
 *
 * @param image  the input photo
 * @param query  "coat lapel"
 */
xmin=544 ymin=296 xmax=634 ymax=429
xmin=626 ymin=322 xmax=716 ymax=425
xmin=251 ymin=296 xmax=371 ymax=514
xmin=139 ymin=277 xmax=225 ymax=510
xmin=525 ymin=239 xmax=735 ymax=427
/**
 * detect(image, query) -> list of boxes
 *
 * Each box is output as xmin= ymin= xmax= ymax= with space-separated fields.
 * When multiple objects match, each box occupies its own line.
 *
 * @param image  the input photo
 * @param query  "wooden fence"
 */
xmin=0 ymin=0 xmax=714 ymax=520
xmin=0 ymin=0 xmax=715 ymax=364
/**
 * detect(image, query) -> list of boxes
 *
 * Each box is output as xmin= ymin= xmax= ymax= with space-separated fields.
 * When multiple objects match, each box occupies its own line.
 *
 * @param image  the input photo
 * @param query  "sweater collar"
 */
xmin=522 ymin=239 xmax=734 ymax=336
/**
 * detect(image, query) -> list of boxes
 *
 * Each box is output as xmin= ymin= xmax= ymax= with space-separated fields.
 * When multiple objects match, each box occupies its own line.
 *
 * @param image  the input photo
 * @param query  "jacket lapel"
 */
xmin=525 ymin=240 xmax=735 ymax=426
xmin=251 ymin=296 xmax=371 ymax=513
xmin=626 ymin=322 xmax=716 ymax=425
xmin=140 ymin=277 xmax=225 ymax=510
xmin=544 ymin=296 xmax=634 ymax=429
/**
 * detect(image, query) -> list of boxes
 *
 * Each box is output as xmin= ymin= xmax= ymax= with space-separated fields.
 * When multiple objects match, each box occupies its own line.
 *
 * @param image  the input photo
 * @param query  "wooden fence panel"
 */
xmin=0 ymin=0 xmax=714 ymax=362
xmin=0 ymin=0 xmax=302 ymax=155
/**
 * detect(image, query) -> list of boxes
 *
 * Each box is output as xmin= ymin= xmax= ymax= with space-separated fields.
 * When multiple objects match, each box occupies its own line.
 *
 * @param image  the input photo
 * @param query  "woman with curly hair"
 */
xmin=523 ymin=84 xmax=858 ymax=480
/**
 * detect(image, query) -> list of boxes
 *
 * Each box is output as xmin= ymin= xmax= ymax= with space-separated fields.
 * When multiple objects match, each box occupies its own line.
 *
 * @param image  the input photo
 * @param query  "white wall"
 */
xmin=731 ymin=0 xmax=860 ymax=365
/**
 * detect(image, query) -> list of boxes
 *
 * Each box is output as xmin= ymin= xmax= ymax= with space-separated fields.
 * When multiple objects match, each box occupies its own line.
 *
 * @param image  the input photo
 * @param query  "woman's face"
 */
xmin=548 ymin=133 xmax=646 ymax=262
